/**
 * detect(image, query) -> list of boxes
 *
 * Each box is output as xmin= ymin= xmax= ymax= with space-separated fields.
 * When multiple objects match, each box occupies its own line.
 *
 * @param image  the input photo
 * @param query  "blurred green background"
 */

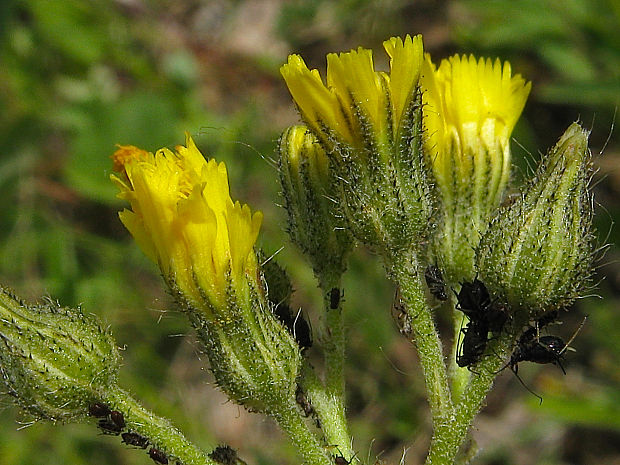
xmin=0 ymin=0 xmax=619 ymax=464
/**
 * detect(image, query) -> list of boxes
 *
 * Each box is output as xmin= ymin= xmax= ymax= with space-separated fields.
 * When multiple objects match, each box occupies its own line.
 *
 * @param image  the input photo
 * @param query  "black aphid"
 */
xmin=456 ymin=319 xmax=489 ymax=368
xmin=329 ymin=287 xmax=341 ymax=309
xmin=453 ymin=278 xmax=514 ymax=368
xmin=456 ymin=278 xmax=509 ymax=334
xmin=122 ymin=431 xmax=149 ymax=449
xmin=502 ymin=317 xmax=586 ymax=402
xmin=98 ymin=418 xmax=122 ymax=435
xmin=110 ymin=410 xmax=125 ymax=429
xmin=88 ymin=402 xmax=111 ymax=418
xmin=509 ymin=317 xmax=586 ymax=375
xmin=149 ymin=447 xmax=169 ymax=464
xmin=424 ymin=265 xmax=448 ymax=301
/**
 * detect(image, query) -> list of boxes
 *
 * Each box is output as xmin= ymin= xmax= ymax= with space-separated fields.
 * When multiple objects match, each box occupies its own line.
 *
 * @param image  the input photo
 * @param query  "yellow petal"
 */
xmin=280 ymin=55 xmax=353 ymax=143
xmin=111 ymin=136 xmax=262 ymax=310
xmin=383 ymin=35 xmax=424 ymax=134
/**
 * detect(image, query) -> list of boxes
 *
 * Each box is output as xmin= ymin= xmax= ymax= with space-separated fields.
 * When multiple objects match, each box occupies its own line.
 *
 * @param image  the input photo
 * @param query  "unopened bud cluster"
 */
xmin=280 ymin=35 xmax=433 ymax=258
xmin=280 ymin=36 xmax=596 ymax=325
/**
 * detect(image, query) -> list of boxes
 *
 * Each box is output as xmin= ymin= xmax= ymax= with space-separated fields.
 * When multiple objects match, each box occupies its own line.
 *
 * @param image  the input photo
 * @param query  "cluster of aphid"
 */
xmin=453 ymin=277 xmax=510 ymax=369
xmin=88 ymin=402 xmax=171 ymax=464
xmin=423 ymin=265 xmax=584 ymax=400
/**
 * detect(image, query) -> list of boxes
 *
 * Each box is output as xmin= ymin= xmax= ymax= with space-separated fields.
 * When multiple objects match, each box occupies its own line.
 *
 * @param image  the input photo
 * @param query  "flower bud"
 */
xmin=0 ymin=287 xmax=119 ymax=422
xmin=281 ymin=36 xmax=433 ymax=256
xmin=476 ymin=123 xmax=594 ymax=316
xmin=278 ymin=125 xmax=354 ymax=283
xmin=421 ymin=54 xmax=531 ymax=283
xmin=112 ymin=135 xmax=301 ymax=414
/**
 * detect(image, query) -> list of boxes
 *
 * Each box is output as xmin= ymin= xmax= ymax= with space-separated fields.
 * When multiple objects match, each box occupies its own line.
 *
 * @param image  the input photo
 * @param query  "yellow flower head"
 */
xmin=281 ymin=35 xmax=424 ymax=147
xmin=421 ymin=54 xmax=530 ymax=282
xmin=111 ymin=135 xmax=263 ymax=310
xmin=421 ymin=54 xmax=531 ymax=202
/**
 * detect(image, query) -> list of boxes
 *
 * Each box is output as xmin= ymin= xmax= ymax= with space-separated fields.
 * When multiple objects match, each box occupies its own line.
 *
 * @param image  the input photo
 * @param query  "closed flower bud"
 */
xmin=476 ymin=123 xmax=594 ymax=316
xmin=0 ymin=288 xmax=119 ymax=422
xmin=112 ymin=135 xmax=301 ymax=413
xmin=421 ymin=54 xmax=531 ymax=283
xmin=278 ymin=125 xmax=354 ymax=283
xmin=281 ymin=36 xmax=433 ymax=256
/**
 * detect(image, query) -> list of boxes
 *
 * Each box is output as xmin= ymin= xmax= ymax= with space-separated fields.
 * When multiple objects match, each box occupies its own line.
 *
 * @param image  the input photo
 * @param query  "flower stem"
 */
xmin=106 ymin=388 xmax=214 ymax=465
xmin=390 ymin=253 xmax=454 ymax=427
xmin=322 ymin=280 xmax=345 ymax=406
xmin=300 ymin=362 xmax=354 ymax=460
xmin=424 ymin=334 xmax=513 ymax=464
xmin=319 ymin=277 xmax=353 ymax=457
xmin=272 ymin=398 xmax=334 ymax=465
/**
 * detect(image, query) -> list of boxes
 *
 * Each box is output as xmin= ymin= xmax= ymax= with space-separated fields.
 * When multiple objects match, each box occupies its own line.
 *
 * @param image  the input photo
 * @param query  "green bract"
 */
xmin=187 ymin=276 xmax=302 ymax=415
xmin=0 ymin=287 xmax=119 ymax=422
xmin=477 ymin=123 xmax=594 ymax=316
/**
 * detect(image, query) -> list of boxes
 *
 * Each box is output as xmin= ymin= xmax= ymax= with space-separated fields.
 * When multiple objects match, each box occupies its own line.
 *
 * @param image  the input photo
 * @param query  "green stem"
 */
xmin=322 ymin=280 xmax=345 ymax=405
xmin=424 ymin=334 xmax=513 ymax=464
xmin=300 ymin=361 xmax=353 ymax=459
xmin=448 ymin=293 xmax=471 ymax=404
xmin=272 ymin=399 xmax=334 ymax=465
xmin=106 ymin=388 xmax=215 ymax=465
xmin=317 ymin=277 xmax=353 ymax=459
xmin=390 ymin=253 xmax=454 ymax=427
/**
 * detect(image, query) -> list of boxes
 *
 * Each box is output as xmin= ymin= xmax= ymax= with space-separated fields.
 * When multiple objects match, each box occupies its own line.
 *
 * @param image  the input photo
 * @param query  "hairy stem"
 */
xmin=319 ymin=277 xmax=353 ymax=458
xmin=300 ymin=362 xmax=354 ymax=460
xmin=424 ymin=334 xmax=513 ymax=464
xmin=106 ymin=388 xmax=214 ymax=465
xmin=389 ymin=252 xmax=454 ymax=436
xmin=272 ymin=398 xmax=334 ymax=465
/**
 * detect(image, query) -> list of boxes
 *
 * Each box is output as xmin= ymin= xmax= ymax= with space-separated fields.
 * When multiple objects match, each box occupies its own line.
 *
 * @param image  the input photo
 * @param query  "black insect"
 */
xmin=98 ymin=418 xmax=122 ymax=435
xmin=329 ymin=287 xmax=342 ymax=309
xmin=273 ymin=303 xmax=313 ymax=351
xmin=456 ymin=318 xmax=489 ymax=368
xmin=509 ymin=317 xmax=586 ymax=375
xmin=456 ymin=278 xmax=509 ymax=334
xmin=454 ymin=278 xmax=513 ymax=368
xmin=122 ymin=431 xmax=149 ymax=449
xmin=110 ymin=410 xmax=125 ymax=429
xmin=88 ymin=402 xmax=111 ymax=418
xmin=424 ymin=265 xmax=448 ymax=301
xmin=209 ymin=445 xmax=241 ymax=465
xmin=502 ymin=317 xmax=586 ymax=402
xmin=149 ymin=447 xmax=169 ymax=464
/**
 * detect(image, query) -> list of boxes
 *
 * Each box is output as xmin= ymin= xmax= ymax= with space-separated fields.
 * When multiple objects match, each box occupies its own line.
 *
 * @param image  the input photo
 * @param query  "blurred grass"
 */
xmin=0 ymin=0 xmax=618 ymax=464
